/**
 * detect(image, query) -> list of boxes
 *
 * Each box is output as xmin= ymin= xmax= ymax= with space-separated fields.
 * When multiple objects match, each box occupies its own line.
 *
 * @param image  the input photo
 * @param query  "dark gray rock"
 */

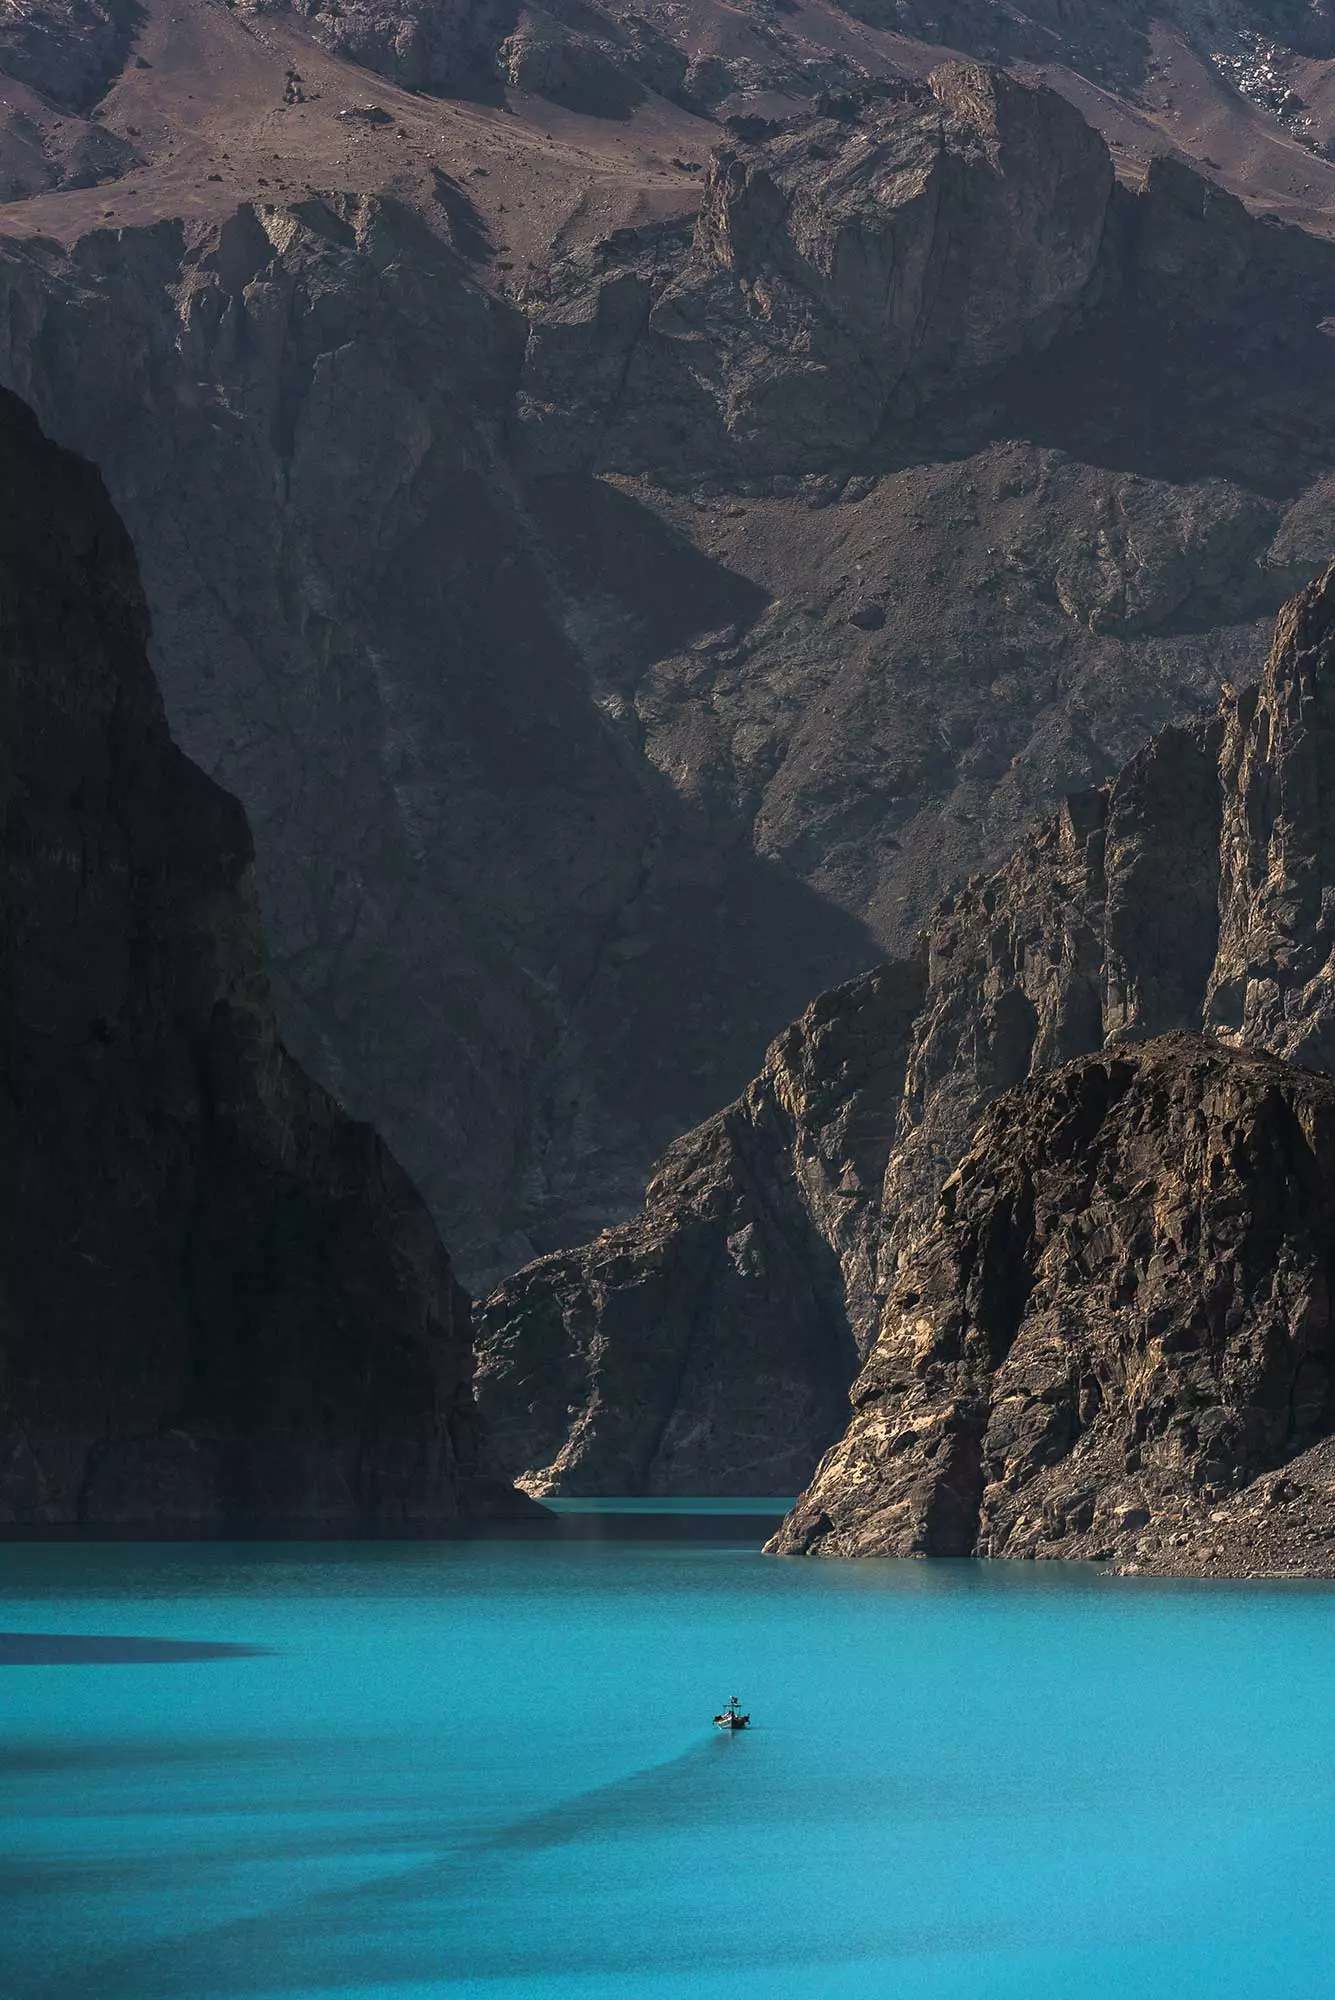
xmin=483 ymin=561 xmax=1335 ymax=1535
xmin=771 ymin=1036 xmax=1335 ymax=1570
xmin=476 ymin=959 xmax=925 ymax=1493
xmin=518 ymin=63 xmax=1116 ymax=473
xmin=240 ymin=0 xmax=518 ymax=99
xmin=0 ymin=383 xmax=517 ymax=1528
xmin=0 ymin=0 xmax=139 ymax=115
xmin=8 ymin=72 xmax=1335 ymax=1311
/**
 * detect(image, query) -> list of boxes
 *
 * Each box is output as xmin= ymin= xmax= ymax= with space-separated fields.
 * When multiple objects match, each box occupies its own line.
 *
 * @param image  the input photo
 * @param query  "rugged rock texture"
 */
xmin=497 ymin=5 xmax=689 ymax=118
xmin=8 ymin=52 xmax=1335 ymax=1300
xmin=476 ymin=958 xmax=925 ymax=1493
xmin=0 ymin=383 xmax=512 ymax=1529
xmin=772 ymin=1038 xmax=1335 ymax=1570
xmin=0 ymin=0 xmax=140 ymax=114
xmin=248 ymin=0 xmax=517 ymax=99
xmin=518 ymin=85 xmax=1335 ymax=480
xmin=9 ymin=0 xmax=1335 ymax=1535
xmin=520 ymin=65 xmax=1117 ymax=472
xmin=0 ymin=194 xmax=871 ymax=1288
xmin=480 ymin=562 xmax=1335 ymax=1520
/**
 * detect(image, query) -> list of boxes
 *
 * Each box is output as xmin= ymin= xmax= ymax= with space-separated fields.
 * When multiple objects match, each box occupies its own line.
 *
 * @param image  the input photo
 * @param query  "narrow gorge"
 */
xmin=0 ymin=382 xmax=517 ymax=1528
xmin=480 ymin=562 xmax=1335 ymax=1576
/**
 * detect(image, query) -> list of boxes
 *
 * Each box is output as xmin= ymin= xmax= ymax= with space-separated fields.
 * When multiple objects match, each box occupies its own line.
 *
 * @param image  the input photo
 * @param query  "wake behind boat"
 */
xmin=713 ymin=1696 xmax=749 ymax=1730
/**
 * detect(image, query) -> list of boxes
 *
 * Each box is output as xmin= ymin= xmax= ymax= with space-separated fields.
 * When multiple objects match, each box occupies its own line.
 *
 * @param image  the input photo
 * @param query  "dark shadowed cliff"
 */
xmin=9 ymin=52 xmax=1335 ymax=1293
xmin=0 ymin=384 xmax=515 ymax=1528
xmin=479 ymin=562 xmax=1335 ymax=1559
xmin=773 ymin=1036 xmax=1335 ymax=1572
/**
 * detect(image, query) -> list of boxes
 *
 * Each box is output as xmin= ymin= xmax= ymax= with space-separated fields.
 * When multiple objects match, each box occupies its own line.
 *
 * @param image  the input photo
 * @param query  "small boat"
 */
xmin=713 ymin=1695 xmax=750 ymax=1730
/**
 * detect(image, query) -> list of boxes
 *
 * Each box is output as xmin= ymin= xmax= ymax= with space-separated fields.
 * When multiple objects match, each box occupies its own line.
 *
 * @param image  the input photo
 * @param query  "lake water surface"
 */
xmin=5 ymin=1514 xmax=1335 ymax=1999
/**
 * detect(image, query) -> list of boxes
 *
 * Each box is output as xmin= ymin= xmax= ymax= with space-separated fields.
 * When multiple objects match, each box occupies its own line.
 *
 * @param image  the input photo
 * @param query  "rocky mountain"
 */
xmin=771 ymin=1037 xmax=1335 ymax=1575
xmin=5 ymin=0 xmax=1335 ymax=1550
xmin=478 ymin=959 xmax=926 ymax=1494
xmin=478 ymin=561 xmax=1335 ymax=1534
xmin=0 ymin=382 xmax=518 ymax=1529
xmin=8 ymin=29 xmax=1335 ymax=1299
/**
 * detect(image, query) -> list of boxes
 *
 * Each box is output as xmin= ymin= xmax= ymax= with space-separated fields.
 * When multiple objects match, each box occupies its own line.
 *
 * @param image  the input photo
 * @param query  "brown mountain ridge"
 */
xmin=7 ymin=32 xmax=1335 ymax=1295
xmin=480 ymin=561 xmax=1335 ymax=1576
xmin=0 ymin=381 xmax=522 ymax=1529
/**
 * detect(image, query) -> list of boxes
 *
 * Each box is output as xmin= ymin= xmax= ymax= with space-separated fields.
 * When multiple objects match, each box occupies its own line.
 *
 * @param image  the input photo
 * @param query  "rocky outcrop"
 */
xmin=498 ymin=5 xmax=688 ymax=117
xmin=238 ymin=0 xmax=519 ymax=99
xmin=516 ymin=75 xmax=1335 ymax=477
xmin=476 ymin=958 xmax=925 ymax=1493
xmin=1205 ymin=575 xmax=1335 ymax=1069
xmin=8 ymin=72 xmax=1335 ymax=1305
xmin=480 ymin=562 xmax=1335 ymax=1513
xmin=0 ymin=195 xmax=875 ymax=1289
xmin=772 ymin=1037 xmax=1335 ymax=1569
xmin=0 ymin=0 xmax=139 ymax=115
xmin=518 ymin=65 xmax=1118 ymax=473
xmin=0 ymin=384 xmax=516 ymax=1529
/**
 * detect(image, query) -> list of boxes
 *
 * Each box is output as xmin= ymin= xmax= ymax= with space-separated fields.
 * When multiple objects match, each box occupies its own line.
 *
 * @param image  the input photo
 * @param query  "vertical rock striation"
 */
xmin=481 ymin=563 xmax=1335 ymax=1533
xmin=476 ymin=959 xmax=925 ymax=1493
xmin=0 ymin=384 xmax=510 ymax=1528
xmin=771 ymin=1037 xmax=1335 ymax=1571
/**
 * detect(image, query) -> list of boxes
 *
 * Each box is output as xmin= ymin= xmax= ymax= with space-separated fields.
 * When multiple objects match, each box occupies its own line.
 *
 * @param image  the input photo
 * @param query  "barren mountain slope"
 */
xmin=6 ymin=5 xmax=1335 ymax=1289
xmin=478 ymin=563 xmax=1335 ymax=1519
xmin=0 ymin=382 xmax=521 ymax=1529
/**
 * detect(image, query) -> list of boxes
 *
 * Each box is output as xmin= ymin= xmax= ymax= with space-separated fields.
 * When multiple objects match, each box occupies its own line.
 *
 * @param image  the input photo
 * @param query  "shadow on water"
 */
xmin=0 ymin=1633 xmax=270 ymax=1665
xmin=23 ymin=1731 xmax=971 ymax=1999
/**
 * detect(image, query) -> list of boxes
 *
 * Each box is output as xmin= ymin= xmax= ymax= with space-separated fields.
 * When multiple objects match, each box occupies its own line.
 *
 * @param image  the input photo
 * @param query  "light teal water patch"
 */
xmin=541 ymin=1498 xmax=795 ymax=1515
xmin=3 ymin=1536 xmax=1335 ymax=1999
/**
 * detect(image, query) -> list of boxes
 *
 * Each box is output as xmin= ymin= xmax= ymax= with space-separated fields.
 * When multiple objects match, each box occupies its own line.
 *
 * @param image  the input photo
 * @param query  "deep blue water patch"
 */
xmin=2 ymin=1530 xmax=1335 ymax=1998
xmin=0 ymin=1632 xmax=270 ymax=1665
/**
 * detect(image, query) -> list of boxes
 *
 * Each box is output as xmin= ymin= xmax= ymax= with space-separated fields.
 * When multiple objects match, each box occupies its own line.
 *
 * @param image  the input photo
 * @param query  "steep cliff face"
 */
xmin=0 ymin=195 xmax=870 ymax=1288
xmin=476 ymin=958 xmax=925 ymax=1493
xmin=0 ymin=383 xmax=511 ymax=1528
xmin=520 ymin=65 xmax=1116 ymax=472
xmin=479 ymin=564 xmax=1335 ymax=1513
xmin=8 ymin=65 xmax=1335 ymax=1299
xmin=772 ymin=1037 xmax=1335 ymax=1571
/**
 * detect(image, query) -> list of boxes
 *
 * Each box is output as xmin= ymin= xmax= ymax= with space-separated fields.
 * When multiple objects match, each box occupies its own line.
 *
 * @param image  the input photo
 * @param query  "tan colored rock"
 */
xmin=0 ymin=384 xmax=523 ymax=1527
xmin=772 ymin=1036 xmax=1335 ymax=1565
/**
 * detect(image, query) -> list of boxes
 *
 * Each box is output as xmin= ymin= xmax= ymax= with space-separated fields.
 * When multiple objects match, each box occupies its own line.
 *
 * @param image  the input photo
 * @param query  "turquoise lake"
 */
xmin=5 ymin=1515 xmax=1335 ymax=1999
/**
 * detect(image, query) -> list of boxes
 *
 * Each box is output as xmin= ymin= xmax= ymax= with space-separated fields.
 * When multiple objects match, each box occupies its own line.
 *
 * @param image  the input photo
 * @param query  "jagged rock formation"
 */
xmin=477 ymin=959 xmax=925 ymax=1493
xmin=0 ymin=194 xmax=871 ymax=1288
xmin=517 ymin=81 xmax=1335 ymax=479
xmin=0 ymin=383 xmax=515 ymax=1529
xmin=519 ymin=65 xmax=1117 ymax=472
xmin=772 ymin=1037 xmax=1335 ymax=1570
xmin=8 ymin=58 xmax=1335 ymax=1297
xmin=479 ymin=562 xmax=1335 ymax=1529
xmin=7 ymin=74 xmax=1335 ymax=1296
xmin=240 ymin=0 xmax=518 ymax=99
xmin=0 ymin=0 xmax=139 ymax=114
